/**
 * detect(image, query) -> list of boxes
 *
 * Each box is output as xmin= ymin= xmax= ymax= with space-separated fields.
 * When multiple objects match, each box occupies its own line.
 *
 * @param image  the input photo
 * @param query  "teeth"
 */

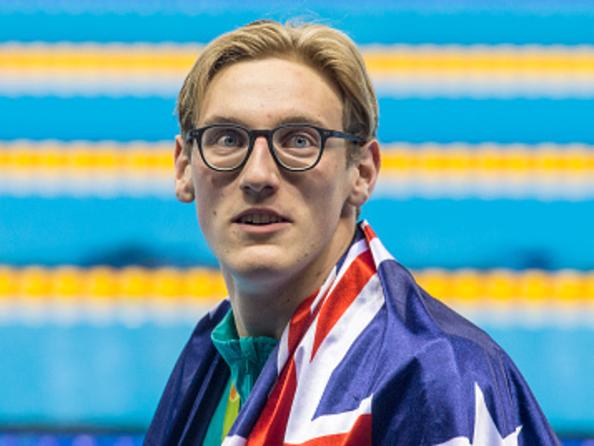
xmin=239 ymin=214 xmax=284 ymax=224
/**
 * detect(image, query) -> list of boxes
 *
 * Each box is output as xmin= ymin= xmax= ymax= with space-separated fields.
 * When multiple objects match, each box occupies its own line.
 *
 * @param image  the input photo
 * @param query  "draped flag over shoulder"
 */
xmin=145 ymin=221 xmax=559 ymax=446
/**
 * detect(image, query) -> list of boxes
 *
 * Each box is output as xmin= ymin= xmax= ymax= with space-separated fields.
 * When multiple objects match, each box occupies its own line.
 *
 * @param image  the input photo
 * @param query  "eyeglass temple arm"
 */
xmin=324 ymin=129 xmax=366 ymax=144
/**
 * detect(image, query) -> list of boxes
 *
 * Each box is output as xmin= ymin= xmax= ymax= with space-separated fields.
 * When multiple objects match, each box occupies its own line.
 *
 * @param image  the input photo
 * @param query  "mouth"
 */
xmin=233 ymin=209 xmax=291 ymax=226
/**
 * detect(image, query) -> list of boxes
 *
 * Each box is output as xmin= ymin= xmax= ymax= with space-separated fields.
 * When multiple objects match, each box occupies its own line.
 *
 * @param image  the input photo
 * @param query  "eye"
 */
xmin=277 ymin=127 xmax=319 ymax=149
xmin=290 ymin=134 xmax=313 ymax=148
xmin=217 ymin=130 xmax=243 ymax=147
xmin=204 ymin=127 xmax=246 ymax=148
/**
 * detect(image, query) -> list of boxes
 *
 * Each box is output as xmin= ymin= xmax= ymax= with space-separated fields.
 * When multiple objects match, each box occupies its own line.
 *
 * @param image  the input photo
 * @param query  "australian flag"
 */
xmin=145 ymin=221 xmax=560 ymax=446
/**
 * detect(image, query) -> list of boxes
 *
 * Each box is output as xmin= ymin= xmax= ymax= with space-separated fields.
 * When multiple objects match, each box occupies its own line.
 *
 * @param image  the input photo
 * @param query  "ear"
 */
xmin=174 ymin=135 xmax=195 ymax=202
xmin=347 ymin=139 xmax=380 ymax=208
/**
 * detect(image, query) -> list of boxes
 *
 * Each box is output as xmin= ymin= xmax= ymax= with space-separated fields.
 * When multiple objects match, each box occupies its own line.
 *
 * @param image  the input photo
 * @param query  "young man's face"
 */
xmin=176 ymin=57 xmax=377 ymax=293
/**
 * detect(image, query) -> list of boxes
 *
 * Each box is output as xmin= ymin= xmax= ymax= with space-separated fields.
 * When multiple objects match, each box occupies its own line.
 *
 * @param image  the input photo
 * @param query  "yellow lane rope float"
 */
xmin=0 ymin=266 xmax=593 ymax=305
xmin=1 ymin=142 xmax=593 ymax=174
xmin=2 ymin=44 xmax=594 ymax=74
xmin=0 ymin=266 xmax=227 ymax=303
xmin=0 ymin=142 xmax=173 ymax=171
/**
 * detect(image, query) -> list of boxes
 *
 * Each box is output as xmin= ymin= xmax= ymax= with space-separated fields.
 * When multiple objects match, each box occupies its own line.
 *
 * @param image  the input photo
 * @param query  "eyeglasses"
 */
xmin=184 ymin=123 xmax=365 ymax=172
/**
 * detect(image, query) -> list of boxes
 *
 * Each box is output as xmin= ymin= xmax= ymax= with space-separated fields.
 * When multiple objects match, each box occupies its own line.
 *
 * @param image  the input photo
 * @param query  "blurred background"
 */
xmin=1 ymin=0 xmax=593 ymax=444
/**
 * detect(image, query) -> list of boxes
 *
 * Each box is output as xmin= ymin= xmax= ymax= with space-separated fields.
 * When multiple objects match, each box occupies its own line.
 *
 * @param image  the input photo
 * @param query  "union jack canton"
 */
xmin=145 ymin=221 xmax=560 ymax=446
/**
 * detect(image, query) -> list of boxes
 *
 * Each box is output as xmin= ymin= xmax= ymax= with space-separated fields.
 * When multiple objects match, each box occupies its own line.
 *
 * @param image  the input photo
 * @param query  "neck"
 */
xmin=223 ymin=220 xmax=356 ymax=339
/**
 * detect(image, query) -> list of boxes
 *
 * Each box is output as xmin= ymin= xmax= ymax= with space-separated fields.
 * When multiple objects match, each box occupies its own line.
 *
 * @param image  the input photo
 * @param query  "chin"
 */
xmin=230 ymin=263 xmax=294 ymax=290
xmin=224 ymin=249 xmax=291 ymax=279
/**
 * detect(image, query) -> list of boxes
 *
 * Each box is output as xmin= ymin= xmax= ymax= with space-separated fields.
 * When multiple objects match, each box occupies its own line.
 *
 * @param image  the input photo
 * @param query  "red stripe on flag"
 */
xmin=247 ymin=358 xmax=298 ymax=445
xmin=310 ymin=249 xmax=375 ymax=360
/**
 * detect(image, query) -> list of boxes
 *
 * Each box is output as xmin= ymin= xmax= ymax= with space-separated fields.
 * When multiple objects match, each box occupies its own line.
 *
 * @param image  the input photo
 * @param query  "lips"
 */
xmin=233 ymin=209 xmax=290 ymax=225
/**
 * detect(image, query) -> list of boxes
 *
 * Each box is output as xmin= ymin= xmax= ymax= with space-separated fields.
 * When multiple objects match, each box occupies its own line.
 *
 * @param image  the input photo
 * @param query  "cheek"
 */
xmin=300 ymin=174 xmax=352 ymax=221
xmin=313 ymin=163 xmax=354 ymax=206
xmin=196 ymin=188 xmax=223 ymax=225
xmin=192 ymin=168 xmax=230 ymax=229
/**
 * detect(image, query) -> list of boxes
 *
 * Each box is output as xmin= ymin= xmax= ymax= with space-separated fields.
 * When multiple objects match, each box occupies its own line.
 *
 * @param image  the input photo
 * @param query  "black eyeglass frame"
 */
xmin=184 ymin=123 xmax=366 ymax=172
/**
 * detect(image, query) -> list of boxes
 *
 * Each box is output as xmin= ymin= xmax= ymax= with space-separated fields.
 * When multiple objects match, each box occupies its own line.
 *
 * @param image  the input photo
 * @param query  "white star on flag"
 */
xmin=435 ymin=383 xmax=522 ymax=446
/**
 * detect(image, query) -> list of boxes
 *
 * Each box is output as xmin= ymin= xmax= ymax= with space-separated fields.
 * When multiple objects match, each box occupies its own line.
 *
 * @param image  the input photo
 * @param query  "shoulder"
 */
xmin=371 ymin=260 xmax=558 ymax=444
xmin=376 ymin=259 xmax=503 ymax=361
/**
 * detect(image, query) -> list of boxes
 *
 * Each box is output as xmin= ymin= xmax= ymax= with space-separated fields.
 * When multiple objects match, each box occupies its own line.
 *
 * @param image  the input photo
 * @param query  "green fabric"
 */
xmin=211 ymin=309 xmax=278 ymax=403
xmin=202 ymin=309 xmax=278 ymax=445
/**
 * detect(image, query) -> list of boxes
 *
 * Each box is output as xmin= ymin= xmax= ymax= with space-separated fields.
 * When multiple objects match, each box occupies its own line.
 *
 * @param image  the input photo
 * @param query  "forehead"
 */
xmin=198 ymin=57 xmax=344 ymax=128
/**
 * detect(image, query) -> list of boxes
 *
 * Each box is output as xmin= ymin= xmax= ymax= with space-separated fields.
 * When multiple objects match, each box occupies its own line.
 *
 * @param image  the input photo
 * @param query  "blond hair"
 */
xmin=177 ymin=20 xmax=378 ymax=160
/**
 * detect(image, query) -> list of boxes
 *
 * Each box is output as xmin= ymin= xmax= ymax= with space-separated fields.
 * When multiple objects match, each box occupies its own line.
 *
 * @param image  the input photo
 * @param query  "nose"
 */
xmin=238 ymin=136 xmax=280 ymax=199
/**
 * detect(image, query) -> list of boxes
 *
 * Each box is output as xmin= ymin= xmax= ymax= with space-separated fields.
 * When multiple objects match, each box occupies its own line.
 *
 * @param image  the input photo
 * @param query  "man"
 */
xmin=145 ymin=20 xmax=559 ymax=445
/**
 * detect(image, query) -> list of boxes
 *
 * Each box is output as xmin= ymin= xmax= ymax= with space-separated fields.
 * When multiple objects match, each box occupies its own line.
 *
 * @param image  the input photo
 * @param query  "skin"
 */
xmin=175 ymin=56 xmax=380 ymax=339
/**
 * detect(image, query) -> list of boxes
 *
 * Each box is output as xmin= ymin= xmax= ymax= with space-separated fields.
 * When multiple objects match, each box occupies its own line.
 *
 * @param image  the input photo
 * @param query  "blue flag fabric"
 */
xmin=145 ymin=221 xmax=559 ymax=446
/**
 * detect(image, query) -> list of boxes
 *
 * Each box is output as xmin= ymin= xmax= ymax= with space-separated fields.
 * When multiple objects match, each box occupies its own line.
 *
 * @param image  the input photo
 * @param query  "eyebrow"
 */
xmin=201 ymin=114 xmax=330 ymax=129
xmin=201 ymin=116 xmax=246 ymax=127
